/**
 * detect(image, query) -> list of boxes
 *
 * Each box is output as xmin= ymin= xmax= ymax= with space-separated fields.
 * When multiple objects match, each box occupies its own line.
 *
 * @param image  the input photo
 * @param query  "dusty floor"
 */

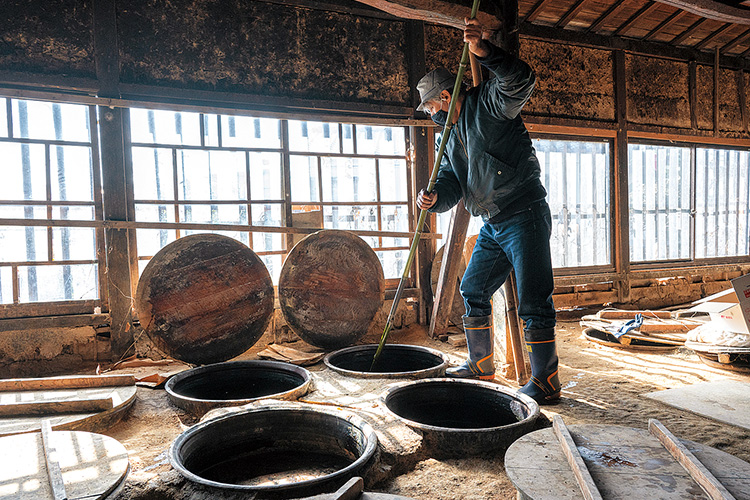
xmin=103 ymin=318 xmax=750 ymax=499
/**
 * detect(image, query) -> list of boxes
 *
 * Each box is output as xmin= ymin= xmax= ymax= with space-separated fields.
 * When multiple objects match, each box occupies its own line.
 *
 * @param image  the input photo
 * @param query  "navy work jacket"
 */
xmin=429 ymin=42 xmax=544 ymax=221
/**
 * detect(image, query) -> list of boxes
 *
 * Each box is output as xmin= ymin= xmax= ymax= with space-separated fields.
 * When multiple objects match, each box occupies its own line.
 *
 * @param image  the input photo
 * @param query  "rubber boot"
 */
xmin=445 ymin=315 xmax=495 ymax=380
xmin=518 ymin=328 xmax=561 ymax=404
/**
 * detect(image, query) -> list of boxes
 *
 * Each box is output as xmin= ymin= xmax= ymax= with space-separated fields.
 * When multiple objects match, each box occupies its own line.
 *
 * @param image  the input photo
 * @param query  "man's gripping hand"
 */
xmin=417 ymin=189 xmax=438 ymax=210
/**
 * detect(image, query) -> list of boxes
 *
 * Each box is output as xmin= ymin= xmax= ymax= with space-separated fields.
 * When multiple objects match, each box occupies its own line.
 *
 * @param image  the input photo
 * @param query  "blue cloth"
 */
xmin=612 ymin=313 xmax=644 ymax=339
xmin=460 ymin=201 xmax=556 ymax=330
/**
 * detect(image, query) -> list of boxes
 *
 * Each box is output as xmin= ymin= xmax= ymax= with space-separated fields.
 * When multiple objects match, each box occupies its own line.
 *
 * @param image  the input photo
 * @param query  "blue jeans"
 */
xmin=460 ymin=200 xmax=556 ymax=330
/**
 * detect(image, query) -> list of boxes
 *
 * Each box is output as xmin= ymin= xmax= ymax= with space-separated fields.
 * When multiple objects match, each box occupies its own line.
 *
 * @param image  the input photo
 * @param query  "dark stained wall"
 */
xmin=522 ymin=41 xmax=614 ymax=121
xmin=0 ymin=0 xmax=94 ymax=77
xmin=625 ymin=55 xmax=690 ymax=129
xmin=117 ymin=0 xmax=410 ymax=106
xmin=0 ymin=0 xmax=749 ymax=137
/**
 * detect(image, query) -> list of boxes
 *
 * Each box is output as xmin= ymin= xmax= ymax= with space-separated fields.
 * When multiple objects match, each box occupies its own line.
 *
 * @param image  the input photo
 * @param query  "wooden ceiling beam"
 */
xmin=614 ymin=1 xmax=661 ymax=37
xmin=644 ymin=8 xmax=686 ymax=41
xmin=556 ymin=0 xmax=591 ymax=29
xmin=654 ymin=0 xmax=750 ymax=25
xmin=720 ymin=26 xmax=750 ymax=53
xmin=587 ymin=1 xmax=630 ymax=33
xmin=693 ymin=22 xmax=733 ymax=50
xmin=671 ymin=17 xmax=709 ymax=45
xmin=350 ymin=0 xmax=501 ymax=31
xmin=524 ymin=0 xmax=555 ymax=24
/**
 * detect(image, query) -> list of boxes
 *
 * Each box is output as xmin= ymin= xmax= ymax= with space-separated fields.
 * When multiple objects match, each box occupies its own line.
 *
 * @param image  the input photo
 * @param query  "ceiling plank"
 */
xmin=588 ymin=1 xmax=630 ymax=33
xmin=693 ymin=22 xmax=733 ymax=50
xmin=524 ymin=0 xmax=555 ymax=23
xmin=556 ymin=0 xmax=591 ymax=29
xmin=614 ymin=1 xmax=660 ymax=36
xmin=644 ymin=8 xmax=686 ymax=41
xmin=721 ymin=26 xmax=750 ymax=53
xmin=653 ymin=0 xmax=750 ymax=25
xmin=671 ymin=17 xmax=709 ymax=45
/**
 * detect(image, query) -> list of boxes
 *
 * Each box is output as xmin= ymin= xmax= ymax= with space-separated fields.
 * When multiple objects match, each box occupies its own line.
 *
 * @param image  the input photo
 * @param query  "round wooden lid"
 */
xmin=278 ymin=230 xmax=384 ymax=349
xmin=0 ymin=430 xmax=128 ymax=499
xmin=505 ymin=424 xmax=750 ymax=499
xmin=135 ymin=234 xmax=274 ymax=364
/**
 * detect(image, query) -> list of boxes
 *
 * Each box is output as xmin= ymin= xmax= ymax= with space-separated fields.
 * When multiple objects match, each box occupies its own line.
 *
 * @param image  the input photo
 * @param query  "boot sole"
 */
xmin=477 ymin=374 xmax=496 ymax=381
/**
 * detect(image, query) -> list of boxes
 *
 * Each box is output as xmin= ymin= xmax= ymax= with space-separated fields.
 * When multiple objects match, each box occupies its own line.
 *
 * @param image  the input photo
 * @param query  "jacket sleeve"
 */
xmin=428 ymin=134 xmax=463 ymax=213
xmin=476 ymin=42 xmax=536 ymax=120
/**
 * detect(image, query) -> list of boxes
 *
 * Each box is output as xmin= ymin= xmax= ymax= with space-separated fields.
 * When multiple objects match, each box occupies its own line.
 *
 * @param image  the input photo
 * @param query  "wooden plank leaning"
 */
xmin=41 ymin=420 xmax=68 ymax=500
xmin=552 ymin=415 xmax=604 ymax=500
xmin=649 ymin=419 xmax=736 ymax=500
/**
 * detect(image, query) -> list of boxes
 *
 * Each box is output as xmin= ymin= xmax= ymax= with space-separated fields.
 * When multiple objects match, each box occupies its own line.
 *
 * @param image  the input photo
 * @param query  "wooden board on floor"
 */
xmin=505 ymin=424 xmax=750 ymax=500
xmin=0 ymin=384 xmax=136 ymax=436
xmin=0 ymin=429 xmax=129 ymax=499
xmin=644 ymin=379 xmax=750 ymax=432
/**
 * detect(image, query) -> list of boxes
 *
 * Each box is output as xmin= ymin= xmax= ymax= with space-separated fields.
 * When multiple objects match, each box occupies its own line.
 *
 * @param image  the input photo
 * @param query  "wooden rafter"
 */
xmin=694 ymin=22 xmax=733 ymax=50
xmin=644 ymin=8 xmax=686 ymax=40
xmin=721 ymin=26 xmax=750 ymax=53
xmin=614 ymin=1 xmax=660 ymax=37
xmin=588 ymin=1 xmax=630 ymax=33
xmin=671 ymin=17 xmax=709 ymax=45
xmin=524 ymin=0 xmax=555 ymax=23
xmin=556 ymin=0 xmax=590 ymax=28
xmin=741 ymin=44 xmax=750 ymax=57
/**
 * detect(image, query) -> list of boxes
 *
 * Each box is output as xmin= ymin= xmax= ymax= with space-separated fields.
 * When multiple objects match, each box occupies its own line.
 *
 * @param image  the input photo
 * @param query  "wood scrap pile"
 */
xmin=580 ymin=309 xmax=706 ymax=350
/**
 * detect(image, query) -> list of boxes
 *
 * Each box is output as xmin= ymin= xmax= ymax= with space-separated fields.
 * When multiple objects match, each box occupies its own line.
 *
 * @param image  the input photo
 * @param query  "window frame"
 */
xmin=0 ymin=98 xmax=107 ymax=318
xmin=628 ymin=137 xmax=750 ymax=270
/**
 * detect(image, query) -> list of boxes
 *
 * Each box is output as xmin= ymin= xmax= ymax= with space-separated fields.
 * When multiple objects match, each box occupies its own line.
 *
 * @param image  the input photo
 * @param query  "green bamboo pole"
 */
xmin=372 ymin=0 xmax=481 ymax=369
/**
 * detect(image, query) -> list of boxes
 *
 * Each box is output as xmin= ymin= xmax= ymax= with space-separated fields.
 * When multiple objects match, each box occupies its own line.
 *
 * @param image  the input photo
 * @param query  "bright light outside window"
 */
xmin=628 ymin=144 xmax=692 ymax=262
xmin=289 ymin=121 xmax=410 ymax=279
xmin=129 ymin=108 xmax=285 ymax=282
xmin=435 ymin=138 xmax=610 ymax=269
xmin=537 ymin=139 xmax=611 ymax=268
xmin=0 ymin=97 xmax=101 ymax=305
xmin=695 ymin=147 xmax=750 ymax=259
xmin=130 ymin=110 xmax=411 ymax=282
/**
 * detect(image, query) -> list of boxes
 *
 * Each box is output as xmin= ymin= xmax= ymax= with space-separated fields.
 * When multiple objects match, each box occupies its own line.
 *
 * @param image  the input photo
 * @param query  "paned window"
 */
xmin=628 ymin=144 xmax=692 ymax=262
xmin=695 ymin=147 xmax=750 ymax=259
xmin=129 ymin=110 xmax=411 ymax=281
xmin=0 ymin=98 xmax=102 ymax=309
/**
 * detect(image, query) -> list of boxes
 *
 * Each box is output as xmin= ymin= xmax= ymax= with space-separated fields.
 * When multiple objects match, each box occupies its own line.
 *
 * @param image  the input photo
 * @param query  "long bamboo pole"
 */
xmin=372 ymin=0 xmax=481 ymax=368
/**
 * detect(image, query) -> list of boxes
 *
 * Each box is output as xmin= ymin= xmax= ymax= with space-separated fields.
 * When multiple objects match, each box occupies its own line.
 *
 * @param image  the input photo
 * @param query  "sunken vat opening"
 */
xmin=170 ymin=407 xmax=378 ymax=496
xmin=324 ymin=344 xmax=447 ymax=379
xmin=382 ymin=379 xmax=539 ymax=457
xmin=165 ymin=360 xmax=312 ymax=416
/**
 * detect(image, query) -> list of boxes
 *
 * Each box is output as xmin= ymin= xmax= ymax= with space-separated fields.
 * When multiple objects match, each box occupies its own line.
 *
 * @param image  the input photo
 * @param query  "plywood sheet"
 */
xmin=644 ymin=379 xmax=750 ymax=431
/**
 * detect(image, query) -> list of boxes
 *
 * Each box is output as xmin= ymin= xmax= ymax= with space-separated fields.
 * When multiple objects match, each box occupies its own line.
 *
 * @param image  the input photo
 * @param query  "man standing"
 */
xmin=416 ymin=18 xmax=560 ymax=404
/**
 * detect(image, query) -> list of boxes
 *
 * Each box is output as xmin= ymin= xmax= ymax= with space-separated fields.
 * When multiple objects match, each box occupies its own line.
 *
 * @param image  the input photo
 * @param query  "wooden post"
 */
xmin=94 ymin=0 xmax=134 ymax=360
xmin=714 ymin=47 xmax=720 ymax=137
xmin=613 ymin=49 xmax=630 ymax=303
xmin=649 ymin=419 xmax=736 ymax=500
xmin=407 ymin=20 xmax=434 ymax=325
xmin=553 ymin=415 xmax=604 ymax=500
